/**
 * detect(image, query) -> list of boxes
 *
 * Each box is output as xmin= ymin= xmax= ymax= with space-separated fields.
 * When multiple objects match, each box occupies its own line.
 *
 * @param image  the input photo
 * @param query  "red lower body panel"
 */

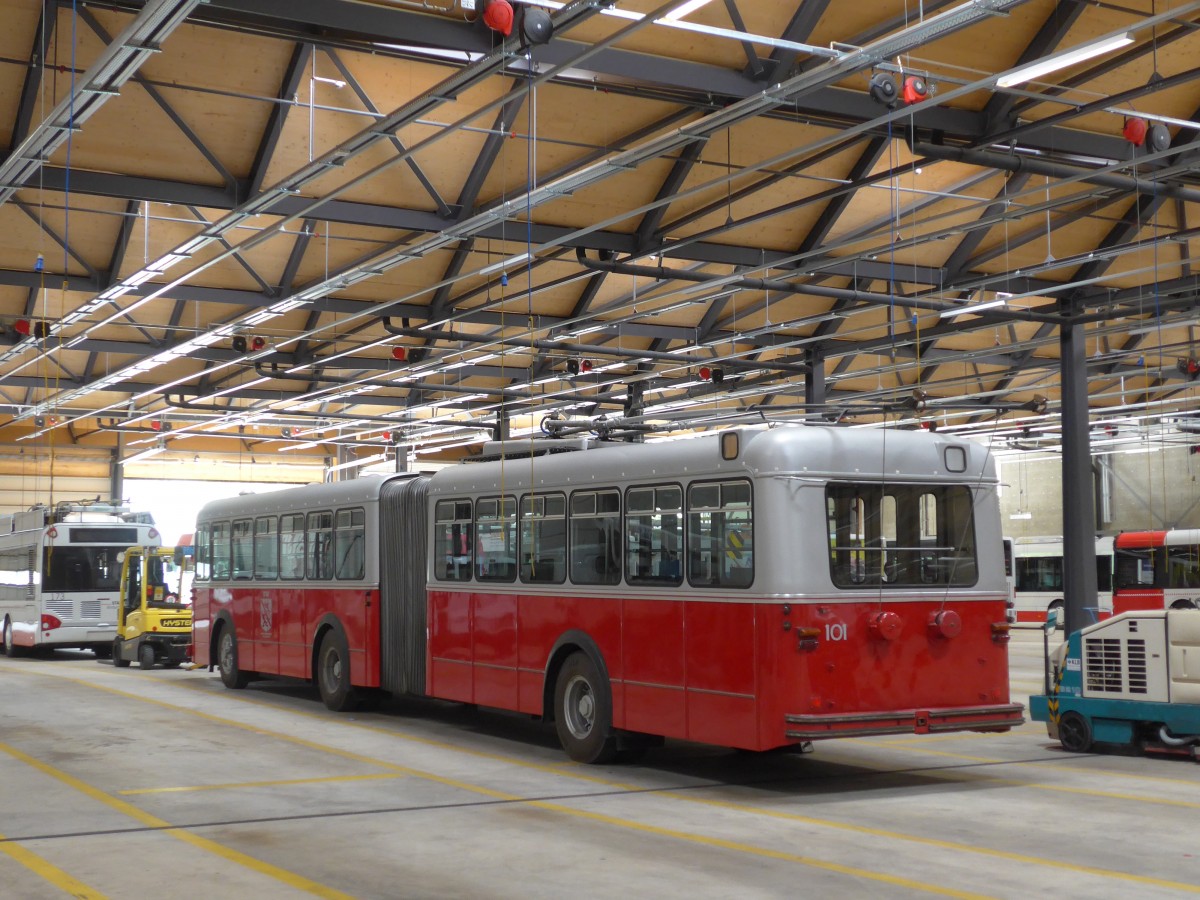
xmin=428 ymin=590 xmax=1018 ymax=752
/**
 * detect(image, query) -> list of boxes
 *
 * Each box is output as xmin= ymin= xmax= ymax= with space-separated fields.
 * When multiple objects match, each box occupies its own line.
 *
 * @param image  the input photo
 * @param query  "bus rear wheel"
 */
xmin=316 ymin=630 xmax=356 ymax=711
xmin=3 ymin=618 xmax=23 ymax=658
xmin=217 ymin=627 xmax=251 ymax=689
xmin=554 ymin=652 xmax=618 ymax=764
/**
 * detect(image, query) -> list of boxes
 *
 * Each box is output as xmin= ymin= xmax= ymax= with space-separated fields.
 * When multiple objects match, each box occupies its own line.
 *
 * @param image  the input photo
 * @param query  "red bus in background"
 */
xmin=191 ymin=426 xmax=1022 ymax=763
xmin=1113 ymin=529 xmax=1200 ymax=615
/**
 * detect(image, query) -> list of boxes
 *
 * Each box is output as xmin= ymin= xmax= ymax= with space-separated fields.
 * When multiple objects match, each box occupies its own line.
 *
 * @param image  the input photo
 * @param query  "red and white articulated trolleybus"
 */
xmin=192 ymin=426 xmax=1021 ymax=762
xmin=0 ymin=499 xmax=161 ymax=657
xmin=1113 ymin=529 xmax=1200 ymax=615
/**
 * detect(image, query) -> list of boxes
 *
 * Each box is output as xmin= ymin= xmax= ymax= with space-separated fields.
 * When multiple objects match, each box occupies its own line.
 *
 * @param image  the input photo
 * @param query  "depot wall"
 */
xmin=999 ymin=446 xmax=1200 ymax=537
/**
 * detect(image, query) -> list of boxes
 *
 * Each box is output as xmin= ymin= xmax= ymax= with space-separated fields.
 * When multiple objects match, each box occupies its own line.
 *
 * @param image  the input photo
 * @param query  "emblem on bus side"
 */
xmin=260 ymin=597 xmax=273 ymax=634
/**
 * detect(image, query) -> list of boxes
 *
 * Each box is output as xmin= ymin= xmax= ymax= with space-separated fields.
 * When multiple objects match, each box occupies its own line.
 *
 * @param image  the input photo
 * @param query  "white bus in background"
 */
xmin=1011 ymin=535 xmax=1114 ymax=626
xmin=0 ymin=499 xmax=161 ymax=657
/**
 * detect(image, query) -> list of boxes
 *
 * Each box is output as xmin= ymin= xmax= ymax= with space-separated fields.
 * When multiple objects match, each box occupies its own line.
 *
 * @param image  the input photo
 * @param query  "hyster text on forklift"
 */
xmin=1030 ymin=610 xmax=1200 ymax=758
xmin=113 ymin=546 xmax=192 ymax=670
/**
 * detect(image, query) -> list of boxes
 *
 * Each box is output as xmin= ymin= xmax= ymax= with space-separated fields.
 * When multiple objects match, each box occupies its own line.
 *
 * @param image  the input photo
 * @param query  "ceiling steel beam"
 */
xmin=11 ymin=8 xmax=57 ymax=149
xmin=103 ymin=0 xmax=1134 ymax=161
xmin=249 ymin=42 xmax=314 ymax=197
xmin=0 ymin=0 xmax=204 ymax=208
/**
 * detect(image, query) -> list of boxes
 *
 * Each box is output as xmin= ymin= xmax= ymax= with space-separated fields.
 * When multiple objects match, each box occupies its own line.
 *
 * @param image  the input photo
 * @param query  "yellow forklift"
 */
xmin=113 ymin=546 xmax=192 ymax=669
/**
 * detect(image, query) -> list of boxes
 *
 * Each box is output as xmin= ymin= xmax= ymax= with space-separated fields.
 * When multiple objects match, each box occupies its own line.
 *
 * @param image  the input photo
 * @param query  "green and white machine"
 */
xmin=1030 ymin=610 xmax=1200 ymax=757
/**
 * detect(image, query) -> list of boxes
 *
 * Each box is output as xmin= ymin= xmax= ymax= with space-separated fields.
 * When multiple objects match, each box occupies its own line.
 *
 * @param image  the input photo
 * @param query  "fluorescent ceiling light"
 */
xmin=662 ymin=0 xmax=714 ymax=21
xmin=121 ymin=443 xmax=166 ymax=466
xmin=939 ymin=298 xmax=1007 ymax=319
xmin=996 ymin=33 xmax=1134 ymax=88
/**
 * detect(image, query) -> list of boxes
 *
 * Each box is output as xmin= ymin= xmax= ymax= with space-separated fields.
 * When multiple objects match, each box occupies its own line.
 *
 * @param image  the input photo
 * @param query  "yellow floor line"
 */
xmin=856 ymin=740 xmax=1200 ymax=791
xmin=0 ymin=830 xmax=107 ymax=899
xmin=5 ymin=673 xmax=993 ymax=898
xmin=0 ymin=742 xmax=353 ymax=900
xmin=13 ymin=665 xmax=1200 ymax=894
xmin=120 ymin=772 xmax=405 ymax=795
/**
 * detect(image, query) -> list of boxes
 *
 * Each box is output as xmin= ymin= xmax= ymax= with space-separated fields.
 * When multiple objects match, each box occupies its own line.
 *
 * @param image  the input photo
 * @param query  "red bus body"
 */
xmin=1114 ymin=530 xmax=1200 ymax=615
xmin=192 ymin=428 xmax=1021 ymax=758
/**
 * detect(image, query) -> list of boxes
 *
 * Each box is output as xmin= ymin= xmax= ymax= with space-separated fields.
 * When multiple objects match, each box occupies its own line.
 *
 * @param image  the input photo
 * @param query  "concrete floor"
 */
xmin=3 ymin=630 xmax=1200 ymax=899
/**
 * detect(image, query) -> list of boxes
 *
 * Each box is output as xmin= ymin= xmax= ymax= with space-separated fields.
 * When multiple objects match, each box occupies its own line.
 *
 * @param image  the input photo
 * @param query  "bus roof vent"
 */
xmin=473 ymin=437 xmax=615 ymax=460
xmin=50 ymin=498 xmax=153 ymax=525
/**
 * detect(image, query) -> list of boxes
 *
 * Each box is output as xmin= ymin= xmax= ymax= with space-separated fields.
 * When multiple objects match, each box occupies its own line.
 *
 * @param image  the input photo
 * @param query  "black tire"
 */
xmin=2 ymin=618 xmax=21 ymax=658
xmin=138 ymin=643 xmax=157 ymax=670
xmin=1171 ymin=600 xmax=1196 ymax=610
xmin=316 ymin=629 xmax=357 ymax=711
xmin=1059 ymin=710 xmax=1093 ymax=753
xmin=93 ymin=644 xmax=112 ymax=660
xmin=553 ymin=651 xmax=618 ymax=764
xmin=113 ymin=637 xmax=131 ymax=668
xmin=217 ymin=626 xmax=251 ymax=689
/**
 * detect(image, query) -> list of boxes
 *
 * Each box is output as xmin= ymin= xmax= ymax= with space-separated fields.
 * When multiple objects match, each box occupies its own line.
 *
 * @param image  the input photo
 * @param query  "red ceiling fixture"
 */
xmin=482 ymin=0 xmax=514 ymax=36
xmin=1123 ymin=117 xmax=1148 ymax=146
xmin=902 ymin=75 xmax=928 ymax=105
xmin=250 ymin=336 xmax=266 ymax=351
xmin=12 ymin=318 xmax=49 ymax=338
xmin=392 ymin=346 xmax=407 ymax=362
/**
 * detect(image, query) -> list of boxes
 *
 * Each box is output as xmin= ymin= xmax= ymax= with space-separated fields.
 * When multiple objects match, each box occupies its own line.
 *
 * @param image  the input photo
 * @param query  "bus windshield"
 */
xmin=42 ymin=547 xmax=123 ymax=592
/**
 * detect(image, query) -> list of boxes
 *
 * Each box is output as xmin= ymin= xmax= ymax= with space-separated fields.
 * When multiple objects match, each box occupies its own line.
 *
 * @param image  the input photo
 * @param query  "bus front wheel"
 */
xmin=218 ymin=627 xmax=250 ymax=689
xmin=554 ymin=652 xmax=618 ymax=764
xmin=3 ymin=618 xmax=23 ymax=658
xmin=316 ymin=630 xmax=356 ymax=711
